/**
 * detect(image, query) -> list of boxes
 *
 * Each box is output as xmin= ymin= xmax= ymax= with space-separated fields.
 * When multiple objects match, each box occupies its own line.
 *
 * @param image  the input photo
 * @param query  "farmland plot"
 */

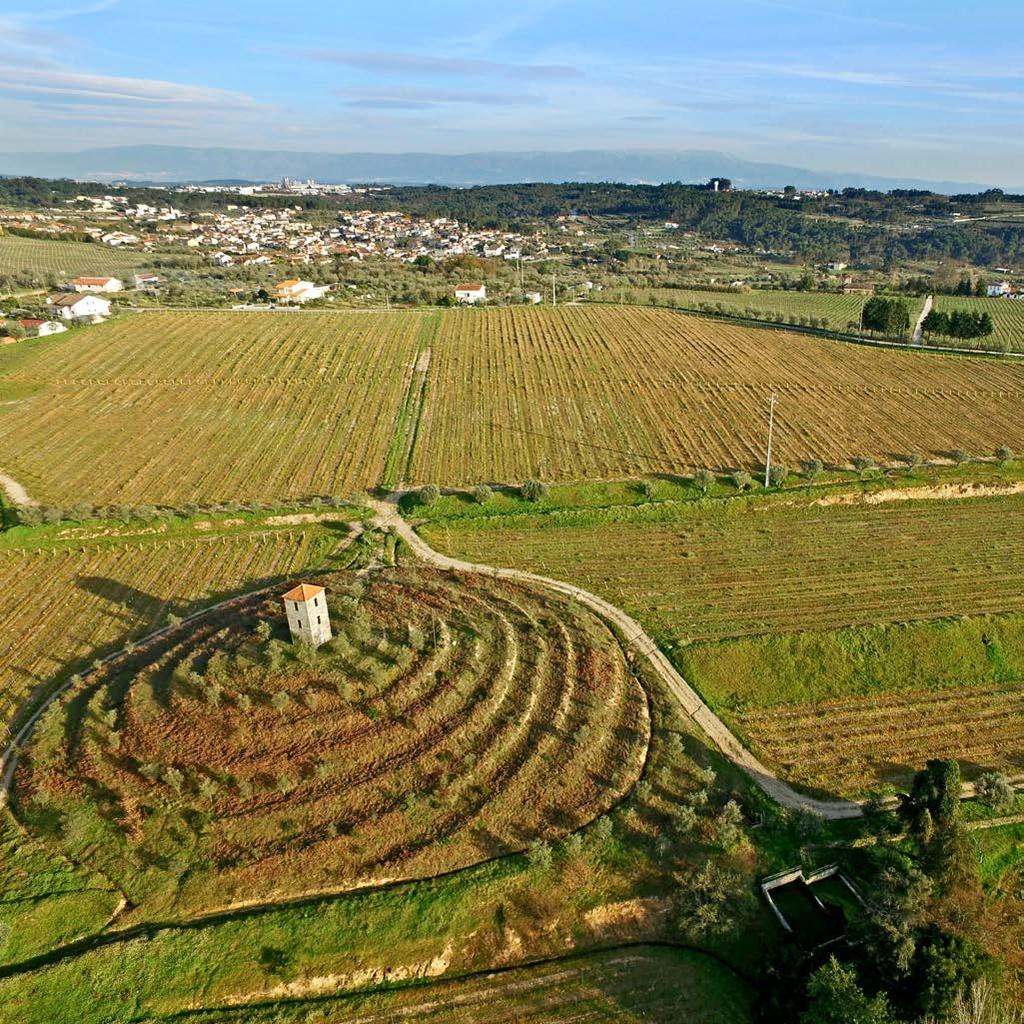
xmin=599 ymin=287 xmax=872 ymax=327
xmin=410 ymin=306 xmax=1024 ymax=486
xmin=5 ymin=307 xmax=1024 ymax=505
xmin=172 ymin=946 xmax=753 ymax=1024
xmin=421 ymin=495 xmax=1024 ymax=642
xmin=934 ymin=295 xmax=1024 ymax=352
xmin=0 ymin=311 xmax=425 ymax=505
xmin=423 ymin=491 xmax=1024 ymax=793
xmin=0 ymin=524 xmax=344 ymax=735
xmin=16 ymin=566 xmax=648 ymax=916
xmin=0 ymin=234 xmax=146 ymax=281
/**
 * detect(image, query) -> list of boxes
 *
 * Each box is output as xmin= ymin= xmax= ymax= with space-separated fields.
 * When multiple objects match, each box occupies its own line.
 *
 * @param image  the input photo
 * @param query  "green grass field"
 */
xmin=0 ymin=233 xmax=147 ymax=283
xmin=164 ymin=946 xmax=755 ymax=1023
xmin=933 ymin=295 xmax=1024 ymax=352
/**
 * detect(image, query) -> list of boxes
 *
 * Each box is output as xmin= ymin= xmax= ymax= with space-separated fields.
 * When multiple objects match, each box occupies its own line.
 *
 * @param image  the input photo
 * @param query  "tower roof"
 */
xmin=282 ymin=583 xmax=325 ymax=602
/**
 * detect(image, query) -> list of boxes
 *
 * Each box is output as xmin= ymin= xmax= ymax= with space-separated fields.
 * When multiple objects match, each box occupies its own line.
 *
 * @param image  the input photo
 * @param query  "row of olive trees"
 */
xmin=412 ymin=446 xmax=1018 ymax=511
xmin=7 ymin=493 xmax=357 ymax=528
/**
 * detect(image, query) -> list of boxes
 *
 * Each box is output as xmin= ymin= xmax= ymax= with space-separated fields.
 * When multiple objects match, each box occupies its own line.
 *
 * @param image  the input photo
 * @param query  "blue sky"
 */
xmin=2 ymin=0 xmax=1023 ymax=184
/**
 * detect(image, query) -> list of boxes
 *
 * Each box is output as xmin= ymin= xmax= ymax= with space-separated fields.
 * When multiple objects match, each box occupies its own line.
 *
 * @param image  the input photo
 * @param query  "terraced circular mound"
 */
xmin=16 ymin=566 xmax=649 ymax=915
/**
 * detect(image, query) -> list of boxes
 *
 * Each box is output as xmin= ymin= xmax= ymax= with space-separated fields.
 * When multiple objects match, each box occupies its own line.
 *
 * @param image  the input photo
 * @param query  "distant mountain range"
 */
xmin=0 ymin=146 xmax=1012 ymax=194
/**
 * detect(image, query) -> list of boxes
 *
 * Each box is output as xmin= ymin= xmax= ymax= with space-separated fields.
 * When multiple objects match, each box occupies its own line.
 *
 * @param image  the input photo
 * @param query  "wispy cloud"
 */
xmin=304 ymin=50 xmax=581 ymax=81
xmin=338 ymin=86 xmax=538 ymax=110
xmin=0 ymin=68 xmax=258 ymax=107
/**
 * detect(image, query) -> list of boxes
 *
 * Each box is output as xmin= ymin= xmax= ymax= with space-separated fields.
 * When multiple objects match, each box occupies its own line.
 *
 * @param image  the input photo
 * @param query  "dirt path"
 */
xmin=0 ymin=471 xmax=35 ymax=507
xmin=912 ymin=294 xmax=934 ymax=345
xmin=369 ymin=497 xmax=864 ymax=819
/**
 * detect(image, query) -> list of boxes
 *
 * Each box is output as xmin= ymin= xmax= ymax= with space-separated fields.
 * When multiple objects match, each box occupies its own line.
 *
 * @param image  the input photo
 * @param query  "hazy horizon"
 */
xmin=3 ymin=0 xmax=1022 ymax=187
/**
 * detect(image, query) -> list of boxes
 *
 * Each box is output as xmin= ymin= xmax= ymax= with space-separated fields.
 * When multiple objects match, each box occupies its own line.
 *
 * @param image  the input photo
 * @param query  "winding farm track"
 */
xmin=0 ymin=471 xmax=35 ymax=507
xmin=368 ymin=497 xmax=865 ymax=820
xmin=912 ymin=295 xmax=934 ymax=345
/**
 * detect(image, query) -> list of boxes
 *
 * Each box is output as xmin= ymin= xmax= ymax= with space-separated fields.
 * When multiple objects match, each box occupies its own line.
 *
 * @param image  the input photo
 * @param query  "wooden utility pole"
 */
xmin=551 ymin=273 xmax=557 ymax=306
xmin=763 ymin=392 xmax=777 ymax=488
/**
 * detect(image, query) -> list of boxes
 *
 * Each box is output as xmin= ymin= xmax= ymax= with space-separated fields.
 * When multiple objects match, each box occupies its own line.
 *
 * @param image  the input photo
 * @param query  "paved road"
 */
xmin=368 ymin=497 xmax=864 ymax=819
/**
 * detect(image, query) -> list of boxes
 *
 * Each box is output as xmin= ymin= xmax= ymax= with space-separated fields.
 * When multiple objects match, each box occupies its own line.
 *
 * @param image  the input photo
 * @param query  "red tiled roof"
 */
xmin=283 ymin=583 xmax=325 ymax=602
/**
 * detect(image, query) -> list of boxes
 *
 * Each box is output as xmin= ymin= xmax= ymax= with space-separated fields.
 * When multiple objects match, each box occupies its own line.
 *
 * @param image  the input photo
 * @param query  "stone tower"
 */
xmin=282 ymin=583 xmax=332 ymax=647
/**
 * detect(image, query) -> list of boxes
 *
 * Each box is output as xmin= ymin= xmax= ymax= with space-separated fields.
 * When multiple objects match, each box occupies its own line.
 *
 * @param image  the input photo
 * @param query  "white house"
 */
xmin=454 ymin=283 xmax=486 ymax=303
xmin=988 ymin=281 xmax=1014 ymax=298
xmin=69 ymin=276 xmax=122 ymax=293
xmin=282 ymin=583 xmax=332 ymax=647
xmin=272 ymin=278 xmax=330 ymax=303
xmin=47 ymin=293 xmax=112 ymax=321
xmin=19 ymin=319 xmax=67 ymax=337
xmin=133 ymin=273 xmax=161 ymax=291
xmin=525 ymin=291 xmax=543 ymax=304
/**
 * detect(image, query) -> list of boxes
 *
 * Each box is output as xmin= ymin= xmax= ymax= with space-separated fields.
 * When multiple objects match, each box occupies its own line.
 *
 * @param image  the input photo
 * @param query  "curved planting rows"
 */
xmin=14 ymin=566 xmax=649 ymax=917
xmin=0 ymin=528 xmax=340 ymax=739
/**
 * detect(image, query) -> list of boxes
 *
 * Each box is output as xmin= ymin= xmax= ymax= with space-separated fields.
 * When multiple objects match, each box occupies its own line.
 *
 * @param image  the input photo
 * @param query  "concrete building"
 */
xmin=454 ymin=283 xmax=486 ymax=303
xmin=69 ymin=276 xmax=123 ymax=293
xmin=272 ymin=278 xmax=330 ymax=303
xmin=46 ymin=293 xmax=112 ymax=321
xmin=282 ymin=583 xmax=332 ymax=647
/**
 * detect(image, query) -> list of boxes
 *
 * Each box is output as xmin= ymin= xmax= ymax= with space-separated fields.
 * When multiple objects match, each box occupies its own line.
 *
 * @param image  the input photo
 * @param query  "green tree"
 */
xmin=974 ymin=771 xmax=1014 ymax=812
xmin=417 ymin=483 xmax=440 ymax=507
xmin=472 ymin=484 xmax=493 ymax=504
xmin=520 ymin=479 xmax=549 ymax=502
xmin=693 ymin=468 xmax=715 ymax=493
xmin=800 ymin=958 xmax=894 ymax=1024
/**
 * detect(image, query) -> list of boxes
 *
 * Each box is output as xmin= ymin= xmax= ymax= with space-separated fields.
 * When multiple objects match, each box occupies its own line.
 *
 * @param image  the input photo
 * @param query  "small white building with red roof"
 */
xmin=69 ymin=276 xmax=123 ymax=293
xmin=282 ymin=583 xmax=332 ymax=647
xmin=454 ymin=283 xmax=486 ymax=303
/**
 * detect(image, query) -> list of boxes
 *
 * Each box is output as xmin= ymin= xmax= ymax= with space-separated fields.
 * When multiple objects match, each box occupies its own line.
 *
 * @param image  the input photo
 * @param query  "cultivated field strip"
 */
xmin=423 ymin=495 xmax=1024 ymax=642
xmin=935 ymin=295 xmax=1024 ymax=352
xmin=18 ymin=567 xmax=649 ymax=912
xmin=0 ymin=529 xmax=338 ymax=734
xmin=3 ymin=308 xmax=1024 ymax=503
xmin=410 ymin=306 xmax=1024 ymax=485
xmin=742 ymin=682 xmax=1024 ymax=791
xmin=605 ymin=287 xmax=872 ymax=326
xmin=268 ymin=946 xmax=753 ymax=1024
xmin=0 ymin=234 xmax=146 ymax=281
xmin=0 ymin=312 xmax=425 ymax=504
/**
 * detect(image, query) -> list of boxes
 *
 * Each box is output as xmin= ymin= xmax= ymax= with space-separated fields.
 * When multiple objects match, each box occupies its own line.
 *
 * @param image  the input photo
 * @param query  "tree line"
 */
xmin=921 ymin=309 xmax=995 ymax=343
